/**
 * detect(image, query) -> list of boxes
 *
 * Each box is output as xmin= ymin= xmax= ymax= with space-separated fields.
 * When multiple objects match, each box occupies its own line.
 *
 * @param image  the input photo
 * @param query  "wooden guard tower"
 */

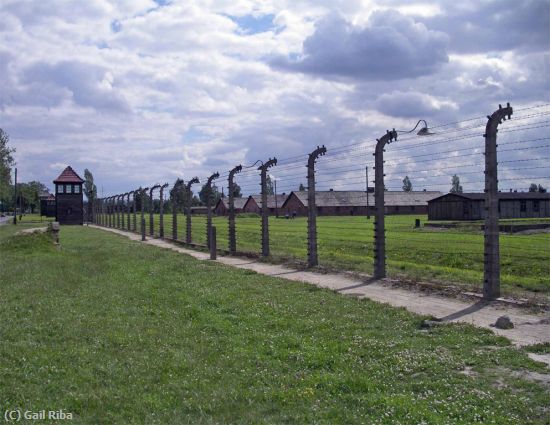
xmin=53 ymin=166 xmax=84 ymax=225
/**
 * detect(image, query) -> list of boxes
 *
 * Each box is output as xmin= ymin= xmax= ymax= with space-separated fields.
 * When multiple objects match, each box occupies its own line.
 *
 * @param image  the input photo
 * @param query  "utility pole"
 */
xmin=185 ymin=177 xmax=199 ymax=244
xmin=205 ymin=172 xmax=220 ymax=249
xmin=158 ymin=183 xmax=169 ymax=238
xmin=366 ymin=166 xmax=370 ymax=220
xmin=483 ymin=103 xmax=512 ymax=299
xmin=307 ymin=146 xmax=327 ymax=267
xmin=258 ymin=158 xmax=277 ymax=257
xmin=373 ymin=130 xmax=398 ymax=279
xmin=13 ymin=167 xmax=17 ymax=225
xmin=228 ymin=165 xmax=242 ymax=254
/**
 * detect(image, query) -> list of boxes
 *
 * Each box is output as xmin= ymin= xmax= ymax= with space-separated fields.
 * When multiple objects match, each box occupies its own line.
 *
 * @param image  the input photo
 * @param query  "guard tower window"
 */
xmin=74 ymin=185 xmax=80 ymax=194
xmin=57 ymin=184 xmax=64 ymax=193
xmin=65 ymin=184 xmax=72 ymax=194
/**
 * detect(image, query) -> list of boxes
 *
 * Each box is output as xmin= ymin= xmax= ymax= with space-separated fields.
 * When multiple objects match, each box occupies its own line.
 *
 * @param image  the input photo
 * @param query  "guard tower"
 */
xmin=54 ymin=166 xmax=84 ymax=225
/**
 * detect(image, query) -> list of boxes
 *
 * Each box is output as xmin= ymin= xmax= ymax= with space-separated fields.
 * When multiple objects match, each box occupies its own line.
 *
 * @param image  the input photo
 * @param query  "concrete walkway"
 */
xmin=90 ymin=225 xmax=550 ymax=354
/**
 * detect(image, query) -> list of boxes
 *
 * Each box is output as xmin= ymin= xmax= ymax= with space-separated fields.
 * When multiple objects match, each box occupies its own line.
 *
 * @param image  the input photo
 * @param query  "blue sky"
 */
xmin=0 ymin=0 xmax=547 ymax=197
xmin=230 ymin=13 xmax=276 ymax=34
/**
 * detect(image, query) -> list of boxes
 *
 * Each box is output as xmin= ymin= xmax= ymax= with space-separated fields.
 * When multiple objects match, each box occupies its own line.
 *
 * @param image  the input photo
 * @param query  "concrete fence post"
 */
xmin=259 ymin=158 xmax=277 ymax=257
xmin=159 ymin=183 xmax=169 ymax=239
xmin=140 ymin=187 xmax=148 ymax=241
xmin=132 ymin=189 xmax=138 ymax=232
xmin=307 ymin=146 xmax=327 ymax=267
xmin=228 ymin=164 xmax=242 ymax=254
xmin=483 ymin=103 xmax=513 ymax=300
xmin=205 ymin=172 xmax=220 ymax=249
xmin=149 ymin=185 xmax=161 ymax=237
xmin=373 ymin=130 xmax=398 ymax=279
xmin=127 ymin=192 xmax=133 ymax=231
xmin=119 ymin=194 xmax=124 ymax=228
xmin=185 ymin=177 xmax=200 ymax=244
xmin=112 ymin=196 xmax=116 ymax=228
xmin=105 ymin=197 xmax=109 ymax=227
xmin=114 ymin=195 xmax=120 ymax=228
xmin=171 ymin=181 xmax=182 ymax=240
xmin=111 ymin=196 xmax=114 ymax=227
xmin=96 ymin=198 xmax=100 ymax=225
xmin=210 ymin=226 xmax=217 ymax=260
xmin=120 ymin=194 xmax=126 ymax=229
xmin=108 ymin=197 xmax=113 ymax=228
xmin=99 ymin=198 xmax=103 ymax=226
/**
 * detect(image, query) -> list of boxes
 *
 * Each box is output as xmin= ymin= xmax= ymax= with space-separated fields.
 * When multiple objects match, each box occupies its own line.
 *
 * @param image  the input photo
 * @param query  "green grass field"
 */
xmin=0 ymin=224 xmax=548 ymax=424
xmin=108 ymin=212 xmax=550 ymax=295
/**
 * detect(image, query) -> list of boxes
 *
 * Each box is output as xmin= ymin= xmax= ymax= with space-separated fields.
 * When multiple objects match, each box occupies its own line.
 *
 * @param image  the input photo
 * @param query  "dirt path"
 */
xmin=90 ymin=225 xmax=550 ymax=355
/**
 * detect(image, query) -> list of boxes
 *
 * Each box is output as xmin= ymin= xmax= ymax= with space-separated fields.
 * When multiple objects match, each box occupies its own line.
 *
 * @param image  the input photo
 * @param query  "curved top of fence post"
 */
xmin=375 ymin=129 xmax=397 ymax=154
xmin=159 ymin=182 xmax=169 ymax=195
xmin=206 ymin=172 xmax=220 ymax=187
xmin=307 ymin=146 xmax=327 ymax=168
xmin=149 ymin=184 xmax=161 ymax=198
xmin=229 ymin=165 xmax=242 ymax=181
xmin=186 ymin=177 xmax=200 ymax=191
xmin=258 ymin=158 xmax=277 ymax=172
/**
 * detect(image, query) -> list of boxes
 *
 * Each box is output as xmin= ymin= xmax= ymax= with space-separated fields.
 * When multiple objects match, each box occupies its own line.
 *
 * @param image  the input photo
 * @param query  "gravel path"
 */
xmin=90 ymin=225 xmax=550 ymax=353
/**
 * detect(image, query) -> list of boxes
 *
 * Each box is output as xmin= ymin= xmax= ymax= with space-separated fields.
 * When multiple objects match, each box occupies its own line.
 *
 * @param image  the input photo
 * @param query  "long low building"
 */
xmin=280 ymin=190 xmax=441 ymax=216
xmin=213 ymin=190 xmax=442 ymax=216
xmin=428 ymin=192 xmax=550 ymax=220
xmin=214 ymin=197 xmax=248 ymax=215
xmin=242 ymin=194 xmax=289 ymax=215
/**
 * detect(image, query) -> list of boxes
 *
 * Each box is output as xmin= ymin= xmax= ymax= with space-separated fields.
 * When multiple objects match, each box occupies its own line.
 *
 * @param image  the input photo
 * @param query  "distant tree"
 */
xmin=83 ymin=169 xmax=97 ymax=221
xmin=14 ymin=181 xmax=48 ymax=213
xmin=298 ymin=183 xmax=306 ymax=191
xmin=529 ymin=183 xmax=547 ymax=193
xmin=265 ymin=175 xmax=274 ymax=195
xmin=83 ymin=169 xmax=97 ymax=202
xmin=170 ymin=178 xmax=185 ymax=211
xmin=0 ymin=128 xmax=16 ymax=210
xmin=232 ymin=182 xmax=242 ymax=198
xmin=402 ymin=176 xmax=412 ymax=192
xmin=450 ymin=175 xmax=463 ymax=193
xmin=198 ymin=183 xmax=221 ymax=205
xmin=191 ymin=195 xmax=201 ymax=206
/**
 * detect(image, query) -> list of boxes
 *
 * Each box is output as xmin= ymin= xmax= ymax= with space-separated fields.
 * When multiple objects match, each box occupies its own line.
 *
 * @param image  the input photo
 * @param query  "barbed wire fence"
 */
xmin=92 ymin=103 xmax=550 ymax=298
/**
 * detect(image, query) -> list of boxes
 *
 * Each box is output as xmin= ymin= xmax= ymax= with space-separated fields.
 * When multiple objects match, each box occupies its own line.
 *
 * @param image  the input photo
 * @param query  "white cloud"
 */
xmin=0 ymin=0 xmax=547 ymax=195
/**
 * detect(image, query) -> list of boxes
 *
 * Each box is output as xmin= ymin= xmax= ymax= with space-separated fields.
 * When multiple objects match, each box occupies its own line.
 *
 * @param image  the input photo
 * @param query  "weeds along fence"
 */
xmin=91 ymin=103 xmax=550 ymax=298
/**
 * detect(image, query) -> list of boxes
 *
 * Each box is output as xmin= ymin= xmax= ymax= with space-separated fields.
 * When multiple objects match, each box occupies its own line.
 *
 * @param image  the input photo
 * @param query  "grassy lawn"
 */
xmin=9 ymin=213 xmax=54 ymax=224
xmin=0 ymin=225 xmax=549 ymax=424
xmin=119 ymin=213 xmax=549 ymax=295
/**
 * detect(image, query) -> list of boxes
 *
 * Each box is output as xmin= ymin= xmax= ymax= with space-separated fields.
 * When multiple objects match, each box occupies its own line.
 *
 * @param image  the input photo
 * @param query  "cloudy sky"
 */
xmin=1 ymin=0 xmax=548 ymax=196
